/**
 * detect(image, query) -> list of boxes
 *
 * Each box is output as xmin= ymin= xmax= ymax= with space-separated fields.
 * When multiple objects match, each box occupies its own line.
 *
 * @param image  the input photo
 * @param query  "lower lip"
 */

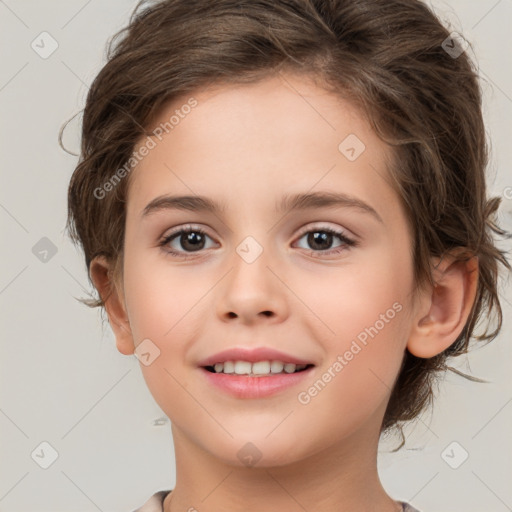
xmin=199 ymin=366 xmax=315 ymax=399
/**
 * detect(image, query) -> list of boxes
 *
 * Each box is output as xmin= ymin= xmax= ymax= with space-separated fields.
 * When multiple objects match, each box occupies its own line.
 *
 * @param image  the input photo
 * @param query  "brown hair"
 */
xmin=65 ymin=0 xmax=510 ymax=435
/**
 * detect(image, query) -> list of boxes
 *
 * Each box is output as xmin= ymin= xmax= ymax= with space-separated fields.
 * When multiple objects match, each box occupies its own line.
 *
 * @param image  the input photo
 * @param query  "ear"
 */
xmin=89 ymin=255 xmax=135 ymax=356
xmin=407 ymin=252 xmax=479 ymax=358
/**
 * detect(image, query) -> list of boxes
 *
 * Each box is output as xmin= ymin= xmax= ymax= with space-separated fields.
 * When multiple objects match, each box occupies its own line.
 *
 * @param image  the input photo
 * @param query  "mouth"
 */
xmin=199 ymin=361 xmax=316 ymax=398
xmin=202 ymin=361 xmax=316 ymax=377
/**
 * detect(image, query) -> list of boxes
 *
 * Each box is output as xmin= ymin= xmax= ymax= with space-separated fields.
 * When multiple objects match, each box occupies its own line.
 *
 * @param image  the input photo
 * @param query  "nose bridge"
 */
xmin=231 ymin=232 xmax=276 ymax=295
xmin=216 ymin=231 xmax=287 ymax=322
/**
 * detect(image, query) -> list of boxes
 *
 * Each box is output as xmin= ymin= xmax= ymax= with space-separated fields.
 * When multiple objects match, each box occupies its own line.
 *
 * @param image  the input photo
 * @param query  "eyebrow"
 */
xmin=141 ymin=191 xmax=383 ymax=223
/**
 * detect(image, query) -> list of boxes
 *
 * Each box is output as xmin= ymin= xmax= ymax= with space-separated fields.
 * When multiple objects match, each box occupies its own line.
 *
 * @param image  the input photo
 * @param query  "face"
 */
xmin=119 ymin=72 xmax=419 ymax=467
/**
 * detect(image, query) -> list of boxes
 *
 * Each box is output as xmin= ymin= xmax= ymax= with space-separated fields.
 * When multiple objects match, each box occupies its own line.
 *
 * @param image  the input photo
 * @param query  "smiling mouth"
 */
xmin=202 ymin=361 xmax=315 ymax=376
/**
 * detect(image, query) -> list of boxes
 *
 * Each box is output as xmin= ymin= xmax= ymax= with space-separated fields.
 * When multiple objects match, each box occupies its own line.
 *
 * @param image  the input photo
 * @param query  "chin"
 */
xmin=206 ymin=435 xmax=307 ymax=469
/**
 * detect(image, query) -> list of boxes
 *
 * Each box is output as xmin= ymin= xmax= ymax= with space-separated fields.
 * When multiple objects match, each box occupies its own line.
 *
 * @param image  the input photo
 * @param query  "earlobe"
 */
xmin=407 ymin=253 xmax=479 ymax=358
xmin=89 ymin=256 xmax=135 ymax=356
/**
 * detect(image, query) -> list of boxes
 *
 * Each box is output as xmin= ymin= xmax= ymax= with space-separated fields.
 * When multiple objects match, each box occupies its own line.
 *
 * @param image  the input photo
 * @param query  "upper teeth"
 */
xmin=212 ymin=360 xmax=308 ymax=376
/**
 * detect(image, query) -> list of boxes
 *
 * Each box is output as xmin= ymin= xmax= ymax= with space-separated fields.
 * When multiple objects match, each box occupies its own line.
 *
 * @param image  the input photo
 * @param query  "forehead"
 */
xmin=126 ymin=73 xmax=398 ymax=222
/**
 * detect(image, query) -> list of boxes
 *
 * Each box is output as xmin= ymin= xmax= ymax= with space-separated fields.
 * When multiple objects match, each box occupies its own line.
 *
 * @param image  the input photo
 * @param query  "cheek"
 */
xmin=294 ymin=278 xmax=410 ymax=438
xmin=294 ymin=249 xmax=413 ymax=392
xmin=122 ymin=260 xmax=203 ymax=415
xmin=121 ymin=252 xmax=207 ymax=400
xmin=123 ymin=250 xmax=206 ymax=343
xmin=300 ymin=245 xmax=412 ymax=335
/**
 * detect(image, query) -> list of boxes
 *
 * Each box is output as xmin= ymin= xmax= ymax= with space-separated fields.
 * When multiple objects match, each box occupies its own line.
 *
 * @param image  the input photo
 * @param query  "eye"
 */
xmin=158 ymin=223 xmax=358 ymax=260
xmin=293 ymin=225 xmax=357 ymax=256
xmin=159 ymin=225 xmax=216 ymax=258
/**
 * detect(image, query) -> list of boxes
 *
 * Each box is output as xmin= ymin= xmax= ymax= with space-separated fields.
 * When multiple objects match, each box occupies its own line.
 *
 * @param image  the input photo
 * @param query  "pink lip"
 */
xmin=197 ymin=347 xmax=314 ymax=367
xmin=199 ymin=365 xmax=315 ymax=399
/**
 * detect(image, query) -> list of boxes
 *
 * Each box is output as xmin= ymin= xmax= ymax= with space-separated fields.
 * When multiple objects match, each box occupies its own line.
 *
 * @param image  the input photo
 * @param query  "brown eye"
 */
xmin=159 ymin=226 xmax=216 ymax=257
xmin=306 ymin=231 xmax=335 ymax=251
xmin=294 ymin=226 xmax=357 ymax=255
xmin=173 ymin=230 xmax=207 ymax=252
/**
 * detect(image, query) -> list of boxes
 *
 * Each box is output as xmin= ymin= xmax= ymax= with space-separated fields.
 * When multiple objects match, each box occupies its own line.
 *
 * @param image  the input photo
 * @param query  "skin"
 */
xmin=90 ymin=72 xmax=479 ymax=512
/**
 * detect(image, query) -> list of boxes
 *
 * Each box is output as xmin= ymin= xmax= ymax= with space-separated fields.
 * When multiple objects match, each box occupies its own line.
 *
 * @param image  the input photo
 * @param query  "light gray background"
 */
xmin=0 ymin=1 xmax=511 ymax=511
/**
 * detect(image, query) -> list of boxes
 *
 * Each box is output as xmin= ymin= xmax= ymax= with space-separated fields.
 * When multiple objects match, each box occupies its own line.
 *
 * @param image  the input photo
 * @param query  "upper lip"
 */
xmin=198 ymin=347 xmax=315 ymax=367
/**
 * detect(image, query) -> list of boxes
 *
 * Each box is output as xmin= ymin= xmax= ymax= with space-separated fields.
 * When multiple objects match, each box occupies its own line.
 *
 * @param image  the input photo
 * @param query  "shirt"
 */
xmin=132 ymin=490 xmax=422 ymax=511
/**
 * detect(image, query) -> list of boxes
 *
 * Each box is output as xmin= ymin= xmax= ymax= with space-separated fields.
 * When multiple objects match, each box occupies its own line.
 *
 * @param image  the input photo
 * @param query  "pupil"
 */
xmin=308 ymin=231 xmax=332 ymax=250
xmin=182 ymin=231 xmax=204 ymax=251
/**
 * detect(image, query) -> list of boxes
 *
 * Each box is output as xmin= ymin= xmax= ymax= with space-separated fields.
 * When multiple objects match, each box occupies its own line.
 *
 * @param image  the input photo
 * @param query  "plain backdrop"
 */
xmin=0 ymin=1 xmax=511 ymax=511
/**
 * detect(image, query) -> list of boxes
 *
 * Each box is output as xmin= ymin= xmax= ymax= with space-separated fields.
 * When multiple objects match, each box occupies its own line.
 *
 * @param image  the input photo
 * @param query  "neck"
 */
xmin=164 ymin=420 xmax=402 ymax=512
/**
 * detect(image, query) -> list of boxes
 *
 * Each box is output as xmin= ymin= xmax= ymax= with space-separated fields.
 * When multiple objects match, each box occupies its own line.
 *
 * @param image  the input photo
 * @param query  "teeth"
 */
xmin=222 ymin=361 xmax=235 ymax=373
xmin=284 ymin=363 xmax=297 ymax=373
xmin=270 ymin=361 xmax=284 ymax=373
xmin=210 ymin=360 xmax=308 ymax=376
xmin=234 ymin=361 xmax=252 ymax=375
xmin=252 ymin=361 xmax=271 ymax=374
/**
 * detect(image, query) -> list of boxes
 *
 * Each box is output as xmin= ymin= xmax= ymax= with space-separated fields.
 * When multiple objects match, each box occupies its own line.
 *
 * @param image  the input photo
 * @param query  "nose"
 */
xmin=215 ymin=242 xmax=289 ymax=325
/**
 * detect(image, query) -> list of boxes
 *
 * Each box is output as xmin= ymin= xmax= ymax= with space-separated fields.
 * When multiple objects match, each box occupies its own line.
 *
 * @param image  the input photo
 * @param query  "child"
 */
xmin=65 ymin=0 xmax=510 ymax=510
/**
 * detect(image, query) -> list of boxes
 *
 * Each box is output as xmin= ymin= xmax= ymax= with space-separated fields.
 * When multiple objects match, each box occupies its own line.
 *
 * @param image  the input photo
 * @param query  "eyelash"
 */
xmin=158 ymin=224 xmax=358 ymax=260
